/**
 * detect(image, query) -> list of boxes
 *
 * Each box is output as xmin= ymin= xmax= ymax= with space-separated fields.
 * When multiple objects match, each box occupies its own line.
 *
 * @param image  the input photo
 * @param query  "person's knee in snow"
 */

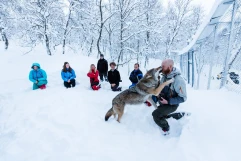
xmin=32 ymin=83 xmax=39 ymax=90
xmin=111 ymin=85 xmax=121 ymax=91
xmin=129 ymin=83 xmax=136 ymax=89
xmin=64 ymin=81 xmax=71 ymax=88
xmin=70 ymin=79 xmax=76 ymax=87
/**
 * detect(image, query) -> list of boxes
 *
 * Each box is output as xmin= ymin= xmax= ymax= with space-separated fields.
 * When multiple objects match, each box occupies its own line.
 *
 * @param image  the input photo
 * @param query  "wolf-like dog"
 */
xmin=105 ymin=66 xmax=174 ymax=122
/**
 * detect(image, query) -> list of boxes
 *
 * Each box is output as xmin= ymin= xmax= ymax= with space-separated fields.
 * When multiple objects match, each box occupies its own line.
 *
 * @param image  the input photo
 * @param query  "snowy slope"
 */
xmin=0 ymin=45 xmax=241 ymax=161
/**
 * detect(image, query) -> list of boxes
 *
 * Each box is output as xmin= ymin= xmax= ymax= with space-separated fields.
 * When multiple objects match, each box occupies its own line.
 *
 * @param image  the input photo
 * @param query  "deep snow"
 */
xmin=0 ymin=45 xmax=241 ymax=161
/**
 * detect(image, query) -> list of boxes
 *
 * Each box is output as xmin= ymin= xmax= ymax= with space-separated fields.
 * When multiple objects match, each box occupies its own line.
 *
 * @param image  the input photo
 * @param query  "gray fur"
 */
xmin=105 ymin=66 xmax=174 ymax=122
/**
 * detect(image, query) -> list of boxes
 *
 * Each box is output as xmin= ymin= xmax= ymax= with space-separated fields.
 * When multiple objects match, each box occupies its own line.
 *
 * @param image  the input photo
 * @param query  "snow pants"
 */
xmin=152 ymin=104 xmax=184 ymax=131
xmin=111 ymin=84 xmax=121 ymax=91
xmin=99 ymin=72 xmax=108 ymax=81
xmin=64 ymin=79 xmax=76 ymax=88
xmin=32 ymin=80 xmax=47 ymax=90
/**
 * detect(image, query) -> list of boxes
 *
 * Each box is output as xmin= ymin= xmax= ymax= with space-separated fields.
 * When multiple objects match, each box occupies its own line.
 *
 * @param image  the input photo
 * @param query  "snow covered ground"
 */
xmin=0 ymin=45 xmax=241 ymax=161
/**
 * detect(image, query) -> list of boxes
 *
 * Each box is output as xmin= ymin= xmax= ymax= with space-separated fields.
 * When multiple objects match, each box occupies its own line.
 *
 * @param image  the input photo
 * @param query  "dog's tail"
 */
xmin=105 ymin=107 xmax=114 ymax=121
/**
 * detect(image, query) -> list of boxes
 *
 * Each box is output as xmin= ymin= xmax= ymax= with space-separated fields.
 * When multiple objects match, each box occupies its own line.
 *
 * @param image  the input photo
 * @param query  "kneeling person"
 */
xmin=108 ymin=62 xmax=122 ymax=91
xmin=29 ymin=63 xmax=48 ymax=90
xmin=61 ymin=62 xmax=76 ymax=88
xmin=87 ymin=64 xmax=101 ymax=91
xmin=152 ymin=59 xmax=187 ymax=134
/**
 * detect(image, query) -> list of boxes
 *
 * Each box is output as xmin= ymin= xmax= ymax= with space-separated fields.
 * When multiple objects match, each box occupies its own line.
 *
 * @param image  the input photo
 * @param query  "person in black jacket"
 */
xmin=97 ymin=54 xmax=108 ymax=82
xmin=108 ymin=62 xmax=122 ymax=91
xmin=129 ymin=63 xmax=143 ymax=88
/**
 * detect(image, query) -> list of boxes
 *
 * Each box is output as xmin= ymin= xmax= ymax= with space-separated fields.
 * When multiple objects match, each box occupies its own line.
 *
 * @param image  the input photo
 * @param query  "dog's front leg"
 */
xmin=147 ymin=96 xmax=158 ymax=109
xmin=153 ymin=78 xmax=174 ymax=96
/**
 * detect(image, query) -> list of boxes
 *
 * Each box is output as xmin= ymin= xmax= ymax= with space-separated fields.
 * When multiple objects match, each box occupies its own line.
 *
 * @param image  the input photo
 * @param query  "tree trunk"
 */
xmin=117 ymin=2 xmax=124 ymax=69
xmin=88 ymin=38 xmax=94 ymax=56
xmin=45 ymin=34 xmax=51 ymax=56
xmin=63 ymin=4 xmax=72 ymax=55
xmin=137 ymin=39 xmax=140 ymax=62
xmin=109 ymin=32 xmax=112 ymax=59
xmin=0 ymin=28 xmax=8 ymax=50
xmin=144 ymin=56 xmax=148 ymax=68
xmin=146 ymin=0 xmax=150 ymax=45
xmin=3 ymin=32 xmax=8 ymax=50
xmin=97 ymin=0 xmax=103 ymax=58
xmin=44 ymin=20 xmax=51 ymax=55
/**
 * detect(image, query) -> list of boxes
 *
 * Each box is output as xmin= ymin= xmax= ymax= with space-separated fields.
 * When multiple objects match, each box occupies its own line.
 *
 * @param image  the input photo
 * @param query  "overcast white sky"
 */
xmin=65 ymin=0 xmax=217 ymax=15
xmin=163 ymin=0 xmax=216 ymax=14
xmin=193 ymin=0 xmax=216 ymax=14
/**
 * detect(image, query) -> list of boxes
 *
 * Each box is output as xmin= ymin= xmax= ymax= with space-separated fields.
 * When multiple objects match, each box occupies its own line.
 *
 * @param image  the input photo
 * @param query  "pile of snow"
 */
xmin=0 ymin=45 xmax=240 ymax=161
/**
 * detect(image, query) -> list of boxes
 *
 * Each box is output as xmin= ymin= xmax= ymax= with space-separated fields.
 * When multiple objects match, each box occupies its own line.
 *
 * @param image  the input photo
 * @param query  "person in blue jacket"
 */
xmin=129 ymin=63 xmax=152 ymax=106
xmin=129 ymin=63 xmax=143 ymax=88
xmin=61 ymin=62 xmax=76 ymax=88
xmin=29 ymin=63 xmax=48 ymax=90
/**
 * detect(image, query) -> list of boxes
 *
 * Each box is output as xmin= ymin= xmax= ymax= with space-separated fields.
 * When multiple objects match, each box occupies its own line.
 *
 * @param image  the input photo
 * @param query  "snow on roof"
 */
xmin=175 ymin=0 xmax=234 ymax=55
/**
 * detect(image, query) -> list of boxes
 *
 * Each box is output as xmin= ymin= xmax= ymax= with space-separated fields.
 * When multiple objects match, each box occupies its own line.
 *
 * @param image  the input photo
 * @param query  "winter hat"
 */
xmin=31 ymin=63 xmax=40 ymax=69
xmin=100 ymin=54 xmax=104 ymax=57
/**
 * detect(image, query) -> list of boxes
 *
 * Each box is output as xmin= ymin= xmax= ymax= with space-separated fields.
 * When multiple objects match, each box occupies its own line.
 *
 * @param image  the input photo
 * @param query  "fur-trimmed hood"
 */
xmin=163 ymin=67 xmax=181 ymax=79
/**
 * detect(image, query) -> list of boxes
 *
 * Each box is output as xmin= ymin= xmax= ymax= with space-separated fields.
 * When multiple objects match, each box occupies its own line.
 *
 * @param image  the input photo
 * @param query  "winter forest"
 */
xmin=1 ymin=1 xmax=241 ymax=160
xmin=0 ymin=0 xmax=204 ymax=66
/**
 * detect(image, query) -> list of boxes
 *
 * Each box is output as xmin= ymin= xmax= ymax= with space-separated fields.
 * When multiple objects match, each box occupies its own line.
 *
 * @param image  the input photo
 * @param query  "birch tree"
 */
xmin=17 ymin=0 xmax=65 ymax=55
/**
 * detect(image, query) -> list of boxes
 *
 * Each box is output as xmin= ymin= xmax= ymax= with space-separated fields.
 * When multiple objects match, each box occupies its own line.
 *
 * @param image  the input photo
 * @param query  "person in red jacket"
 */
xmin=87 ymin=64 xmax=101 ymax=90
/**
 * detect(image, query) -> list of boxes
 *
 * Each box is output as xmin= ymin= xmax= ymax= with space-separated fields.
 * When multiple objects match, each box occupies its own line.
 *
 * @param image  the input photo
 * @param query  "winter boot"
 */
xmin=39 ymin=84 xmax=46 ymax=90
xmin=162 ymin=127 xmax=170 ymax=136
xmin=166 ymin=112 xmax=191 ymax=120
xmin=92 ymin=85 xmax=100 ymax=91
xmin=92 ymin=85 xmax=98 ymax=90
xmin=105 ymin=78 xmax=108 ymax=82
xmin=97 ymin=84 xmax=101 ymax=88
xmin=144 ymin=101 xmax=152 ymax=107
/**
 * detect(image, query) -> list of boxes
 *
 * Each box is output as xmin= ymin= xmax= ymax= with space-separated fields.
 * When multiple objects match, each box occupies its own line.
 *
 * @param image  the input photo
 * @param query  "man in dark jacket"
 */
xmin=108 ymin=62 xmax=122 ymax=91
xmin=129 ymin=63 xmax=143 ymax=88
xmin=97 ymin=54 xmax=108 ymax=82
xmin=152 ymin=59 xmax=187 ymax=135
